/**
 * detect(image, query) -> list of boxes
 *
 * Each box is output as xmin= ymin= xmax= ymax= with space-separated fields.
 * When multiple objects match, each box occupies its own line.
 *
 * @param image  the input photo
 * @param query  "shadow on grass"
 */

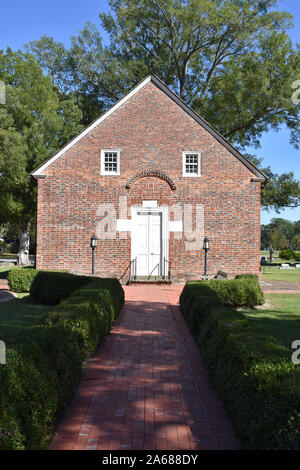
xmin=0 ymin=295 xmax=55 ymax=339
xmin=244 ymin=294 xmax=300 ymax=348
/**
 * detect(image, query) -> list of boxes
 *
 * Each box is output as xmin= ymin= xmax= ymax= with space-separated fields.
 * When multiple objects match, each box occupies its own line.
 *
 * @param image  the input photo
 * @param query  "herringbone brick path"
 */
xmin=50 ymin=285 xmax=239 ymax=450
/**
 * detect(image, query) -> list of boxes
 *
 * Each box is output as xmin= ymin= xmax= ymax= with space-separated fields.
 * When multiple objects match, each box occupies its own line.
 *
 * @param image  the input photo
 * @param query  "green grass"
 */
xmin=243 ymin=293 xmax=300 ymax=347
xmin=262 ymin=265 xmax=300 ymax=282
xmin=0 ymin=266 xmax=13 ymax=280
xmin=0 ymin=253 xmax=17 ymax=258
xmin=0 ymin=296 xmax=54 ymax=338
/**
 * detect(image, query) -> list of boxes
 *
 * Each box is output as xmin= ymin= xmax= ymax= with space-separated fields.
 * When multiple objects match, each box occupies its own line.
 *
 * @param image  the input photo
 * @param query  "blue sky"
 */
xmin=0 ymin=0 xmax=299 ymax=225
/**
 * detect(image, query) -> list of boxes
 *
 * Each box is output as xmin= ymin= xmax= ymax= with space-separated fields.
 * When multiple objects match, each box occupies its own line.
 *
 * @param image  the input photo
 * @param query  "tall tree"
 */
xmin=291 ymin=234 xmax=300 ymax=250
xmin=26 ymin=0 xmax=300 ymax=210
xmin=100 ymin=0 xmax=300 ymax=148
xmin=246 ymin=155 xmax=300 ymax=212
xmin=268 ymin=228 xmax=289 ymax=250
xmin=0 ymin=49 xmax=82 ymax=264
xmin=260 ymin=218 xmax=300 ymax=248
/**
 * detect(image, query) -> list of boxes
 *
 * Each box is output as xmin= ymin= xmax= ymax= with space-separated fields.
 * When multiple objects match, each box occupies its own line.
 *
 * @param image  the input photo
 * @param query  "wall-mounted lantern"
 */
xmin=203 ymin=237 xmax=210 ymax=277
xmin=90 ymin=235 xmax=98 ymax=275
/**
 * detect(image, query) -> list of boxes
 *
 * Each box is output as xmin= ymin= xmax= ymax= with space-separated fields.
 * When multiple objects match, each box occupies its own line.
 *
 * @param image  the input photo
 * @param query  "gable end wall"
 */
xmin=36 ymin=82 xmax=261 ymax=281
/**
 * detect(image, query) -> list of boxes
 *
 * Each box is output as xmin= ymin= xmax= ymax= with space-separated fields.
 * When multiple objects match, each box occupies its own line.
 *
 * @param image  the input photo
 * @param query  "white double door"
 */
xmin=132 ymin=210 xmax=163 ymax=276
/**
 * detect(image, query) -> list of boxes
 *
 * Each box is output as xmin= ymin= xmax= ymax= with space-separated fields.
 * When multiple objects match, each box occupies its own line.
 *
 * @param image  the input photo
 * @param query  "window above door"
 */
xmin=101 ymin=149 xmax=120 ymax=175
xmin=182 ymin=151 xmax=201 ymax=177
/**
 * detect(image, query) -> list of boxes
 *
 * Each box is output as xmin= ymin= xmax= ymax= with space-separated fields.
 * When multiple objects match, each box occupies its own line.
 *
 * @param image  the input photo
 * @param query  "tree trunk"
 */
xmin=17 ymin=223 xmax=30 ymax=266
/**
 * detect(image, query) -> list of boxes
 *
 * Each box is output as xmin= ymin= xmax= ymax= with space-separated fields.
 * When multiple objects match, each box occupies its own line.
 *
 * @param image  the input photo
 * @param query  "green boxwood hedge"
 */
xmin=184 ymin=278 xmax=264 ymax=309
xmin=180 ymin=281 xmax=300 ymax=449
xmin=41 ymin=278 xmax=124 ymax=355
xmin=30 ymin=271 xmax=91 ymax=305
xmin=235 ymin=273 xmax=259 ymax=280
xmin=0 ymin=276 xmax=124 ymax=450
xmin=7 ymin=268 xmax=38 ymax=293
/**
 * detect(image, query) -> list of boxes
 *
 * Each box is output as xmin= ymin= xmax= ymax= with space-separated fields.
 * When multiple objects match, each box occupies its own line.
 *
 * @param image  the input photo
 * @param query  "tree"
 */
xmin=97 ymin=0 xmax=300 ymax=147
xmin=0 ymin=49 xmax=83 ymax=265
xmin=268 ymin=228 xmax=289 ymax=250
xmin=291 ymin=234 xmax=300 ymax=251
xmin=246 ymin=155 xmax=300 ymax=212
xmin=261 ymin=218 xmax=300 ymax=249
xmin=267 ymin=217 xmax=296 ymax=242
xmin=27 ymin=0 xmax=300 ymax=211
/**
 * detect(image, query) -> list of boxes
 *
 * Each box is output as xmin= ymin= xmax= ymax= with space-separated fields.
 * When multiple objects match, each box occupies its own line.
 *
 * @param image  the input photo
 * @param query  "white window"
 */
xmin=101 ymin=149 xmax=120 ymax=175
xmin=182 ymin=151 xmax=201 ymax=177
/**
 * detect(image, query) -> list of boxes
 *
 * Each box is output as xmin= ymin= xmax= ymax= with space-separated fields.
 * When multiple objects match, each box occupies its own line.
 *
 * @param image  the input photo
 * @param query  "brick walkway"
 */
xmin=50 ymin=285 xmax=240 ymax=450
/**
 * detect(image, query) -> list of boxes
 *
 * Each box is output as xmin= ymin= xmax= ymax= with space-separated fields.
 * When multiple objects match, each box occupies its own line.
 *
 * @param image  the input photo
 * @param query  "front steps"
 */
xmin=128 ymin=276 xmax=172 ymax=285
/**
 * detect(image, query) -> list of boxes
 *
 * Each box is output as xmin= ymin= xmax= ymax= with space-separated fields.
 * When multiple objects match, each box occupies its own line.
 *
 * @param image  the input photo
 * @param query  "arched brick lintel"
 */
xmin=125 ymin=170 xmax=176 ymax=190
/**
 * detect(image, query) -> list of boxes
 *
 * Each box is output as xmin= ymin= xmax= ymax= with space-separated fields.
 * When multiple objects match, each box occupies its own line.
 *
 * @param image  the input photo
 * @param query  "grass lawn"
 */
xmin=262 ymin=265 xmax=300 ymax=282
xmin=0 ymin=253 xmax=17 ymax=258
xmin=0 ymin=296 xmax=54 ymax=338
xmin=0 ymin=266 xmax=12 ymax=279
xmin=243 ymin=293 xmax=300 ymax=347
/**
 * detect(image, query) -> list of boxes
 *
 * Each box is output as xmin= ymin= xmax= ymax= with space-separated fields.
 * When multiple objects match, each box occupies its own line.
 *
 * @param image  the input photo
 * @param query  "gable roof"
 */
xmin=31 ymin=74 xmax=267 ymax=181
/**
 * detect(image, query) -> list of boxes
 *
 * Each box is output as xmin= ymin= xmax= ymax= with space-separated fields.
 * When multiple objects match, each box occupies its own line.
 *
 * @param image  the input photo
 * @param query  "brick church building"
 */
xmin=32 ymin=75 xmax=267 ymax=282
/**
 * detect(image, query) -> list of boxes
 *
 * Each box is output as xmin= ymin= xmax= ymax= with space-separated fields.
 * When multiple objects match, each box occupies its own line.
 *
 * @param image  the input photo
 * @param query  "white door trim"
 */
xmin=131 ymin=206 xmax=169 ymax=276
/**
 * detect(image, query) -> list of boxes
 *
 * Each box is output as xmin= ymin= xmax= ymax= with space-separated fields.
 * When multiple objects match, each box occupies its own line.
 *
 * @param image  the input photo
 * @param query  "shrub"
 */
xmin=0 ymin=326 xmax=83 ymax=450
xmin=279 ymin=249 xmax=295 ymax=260
xmin=0 ymin=276 xmax=124 ymax=449
xmin=294 ymin=252 xmax=300 ymax=262
xmin=41 ymin=278 xmax=124 ymax=355
xmin=180 ymin=282 xmax=300 ymax=449
xmin=7 ymin=268 xmax=38 ymax=293
xmin=235 ymin=273 xmax=259 ymax=280
xmin=30 ymin=271 xmax=90 ymax=305
xmin=183 ymin=278 xmax=264 ymax=309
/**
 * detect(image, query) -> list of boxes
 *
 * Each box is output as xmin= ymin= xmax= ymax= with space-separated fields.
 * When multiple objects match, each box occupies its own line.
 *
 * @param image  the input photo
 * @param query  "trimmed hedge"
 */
xmin=0 ymin=326 xmax=83 ymax=450
xmin=30 ymin=271 xmax=90 ymax=305
xmin=41 ymin=278 xmax=124 ymax=355
xmin=185 ymin=278 xmax=264 ymax=309
xmin=0 ymin=276 xmax=124 ymax=450
xmin=235 ymin=273 xmax=259 ymax=280
xmin=7 ymin=268 xmax=38 ymax=293
xmin=180 ymin=281 xmax=300 ymax=449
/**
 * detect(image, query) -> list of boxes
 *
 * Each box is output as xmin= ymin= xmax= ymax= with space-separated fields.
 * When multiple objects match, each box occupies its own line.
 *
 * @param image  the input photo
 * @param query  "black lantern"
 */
xmin=203 ymin=237 xmax=210 ymax=276
xmin=90 ymin=235 xmax=97 ymax=275
xmin=91 ymin=235 xmax=98 ymax=248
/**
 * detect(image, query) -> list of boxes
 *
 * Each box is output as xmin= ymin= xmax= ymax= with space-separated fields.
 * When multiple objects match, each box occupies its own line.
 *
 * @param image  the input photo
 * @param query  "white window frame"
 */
xmin=101 ymin=149 xmax=120 ymax=175
xmin=182 ymin=151 xmax=201 ymax=177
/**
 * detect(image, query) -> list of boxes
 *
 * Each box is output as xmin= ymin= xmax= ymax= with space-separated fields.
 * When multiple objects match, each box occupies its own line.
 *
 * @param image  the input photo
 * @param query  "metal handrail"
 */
xmin=119 ymin=258 xmax=137 ymax=283
xmin=148 ymin=262 xmax=160 ymax=279
xmin=120 ymin=257 xmax=171 ymax=283
xmin=163 ymin=257 xmax=171 ymax=280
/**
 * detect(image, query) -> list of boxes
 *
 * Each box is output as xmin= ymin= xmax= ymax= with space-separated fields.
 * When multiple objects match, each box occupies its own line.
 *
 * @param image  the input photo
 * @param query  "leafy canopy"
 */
xmin=25 ymin=0 xmax=300 ymax=211
xmin=0 ymin=49 xmax=83 ymax=230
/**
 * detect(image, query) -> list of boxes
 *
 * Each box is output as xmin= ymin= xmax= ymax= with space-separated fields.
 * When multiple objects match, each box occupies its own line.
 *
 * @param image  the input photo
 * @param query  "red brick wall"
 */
xmin=35 ymin=81 xmax=261 ymax=282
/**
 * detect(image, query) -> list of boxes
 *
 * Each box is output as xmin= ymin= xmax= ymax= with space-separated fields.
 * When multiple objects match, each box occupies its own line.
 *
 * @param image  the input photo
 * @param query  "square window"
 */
xmin=101 ymin=149 xmax=120 ymax=175
xmin=182 ymin=151 xmax=201 ymax=177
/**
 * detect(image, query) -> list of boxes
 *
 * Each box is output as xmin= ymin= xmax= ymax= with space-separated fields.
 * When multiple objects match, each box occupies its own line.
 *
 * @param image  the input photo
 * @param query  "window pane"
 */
xmin=185 ymin=153 xmax=199 ymax=174
xmin=104 ymin=152 xmax=118 ymax=173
